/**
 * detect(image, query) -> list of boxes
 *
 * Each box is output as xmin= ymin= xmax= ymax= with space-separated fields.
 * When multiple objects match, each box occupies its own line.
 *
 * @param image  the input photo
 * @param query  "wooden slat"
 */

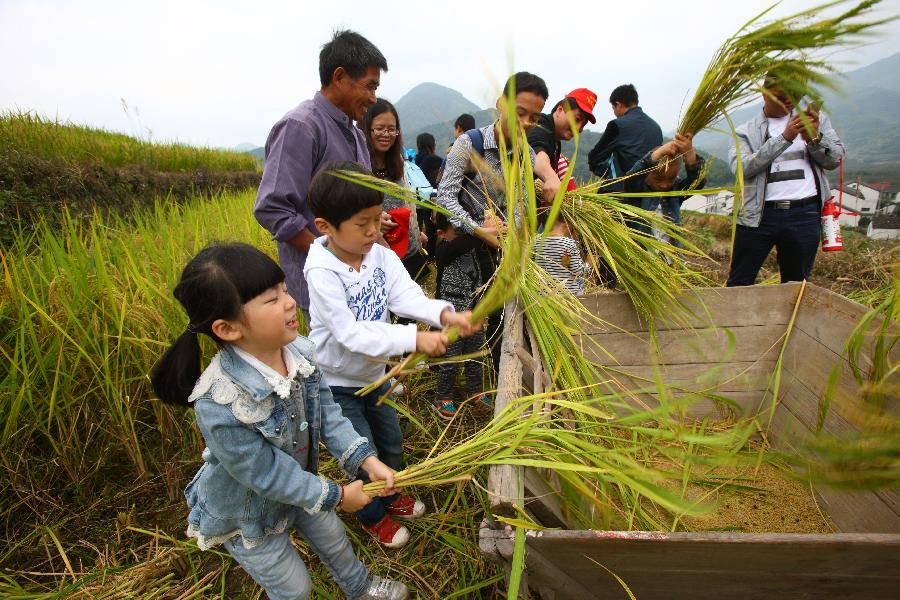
xmin=579 ymin=324 xmax=785 ymax=367
xmin=779 ymin=367 xmax=859 ymax=438
xmin=518 ymin=530 xmax=900 ymax=600
xmin=593 ymin=360 xmax=777 ymax=394
xmin=612 ymin=390 xmax=769 ymax=421
xmin=579 ymin=283 xmax=799 ymax=334
xmin=792 ymin=283 xmax=900 ymax=362
xmin=523 ymin=469 xmax=569 ymax=530
xmin=876 ymin=490 xmax=900 ymax=520
xmin=488 ymin=299 xmax=525 ymax=518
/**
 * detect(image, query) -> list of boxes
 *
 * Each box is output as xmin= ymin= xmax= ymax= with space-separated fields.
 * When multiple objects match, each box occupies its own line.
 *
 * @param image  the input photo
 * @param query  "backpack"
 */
xmin=404 ymin=160 xmax=434 ymax=202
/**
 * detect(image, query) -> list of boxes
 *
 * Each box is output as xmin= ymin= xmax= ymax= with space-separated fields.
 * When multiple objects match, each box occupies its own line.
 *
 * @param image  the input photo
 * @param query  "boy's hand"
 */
xmin=441 ymin=309 xmax=482 ymax=337
xmin=338 ymin=480 xmax=372 ymax=513
xmin=416 ymin=331 xmax=449 ymax=356
xmin=673 ymin=133 xmax=694 ymax=154
xmin=650 ymin=141 xmax=678 ymax=162
xmin=361 ymin=456 xmax=397 ymax=497
xmin=674 ymin=133 xmax=698 ymax=165
xmin=381 ymin=212 xmax=398 ymax=234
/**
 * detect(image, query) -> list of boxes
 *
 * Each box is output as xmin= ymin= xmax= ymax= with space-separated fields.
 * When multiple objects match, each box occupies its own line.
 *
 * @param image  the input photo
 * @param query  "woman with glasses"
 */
xmin=359 ymin=99 xmax=430 ymax=282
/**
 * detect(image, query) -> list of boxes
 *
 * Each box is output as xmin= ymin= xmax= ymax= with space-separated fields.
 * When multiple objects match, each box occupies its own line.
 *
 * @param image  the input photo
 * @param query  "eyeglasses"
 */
xmin=372 ymin=127 xmax=399 ymax=137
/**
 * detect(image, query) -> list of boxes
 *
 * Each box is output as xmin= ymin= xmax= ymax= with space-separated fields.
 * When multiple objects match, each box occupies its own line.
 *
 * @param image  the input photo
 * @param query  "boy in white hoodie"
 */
xmin=304 ymin=161 xmax=479 ymax=549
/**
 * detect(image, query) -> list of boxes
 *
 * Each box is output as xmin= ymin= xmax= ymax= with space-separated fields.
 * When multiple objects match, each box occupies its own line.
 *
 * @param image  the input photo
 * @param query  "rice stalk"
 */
xmin=678 ymin=0 xmax=894 ymax=136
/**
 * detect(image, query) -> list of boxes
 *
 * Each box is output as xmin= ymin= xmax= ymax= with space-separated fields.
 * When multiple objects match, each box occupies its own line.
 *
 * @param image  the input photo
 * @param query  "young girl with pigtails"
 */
xmin=151 ymin=242 xmax=408 ymax=600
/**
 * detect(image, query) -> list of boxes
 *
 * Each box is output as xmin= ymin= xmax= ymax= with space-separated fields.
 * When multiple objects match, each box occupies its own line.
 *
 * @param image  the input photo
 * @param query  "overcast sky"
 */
xmin=2 ymin=0 xmax=898 ymax=149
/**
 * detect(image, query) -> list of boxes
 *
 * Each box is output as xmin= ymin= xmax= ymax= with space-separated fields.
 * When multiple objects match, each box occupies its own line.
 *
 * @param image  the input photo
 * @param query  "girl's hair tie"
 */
xmin=186 ymin=323 xmax=199 ymax=335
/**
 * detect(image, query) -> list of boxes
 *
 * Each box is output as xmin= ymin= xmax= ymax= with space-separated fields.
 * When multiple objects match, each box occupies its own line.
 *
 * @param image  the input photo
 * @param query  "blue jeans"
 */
xmin=727 ymin=202 xmax=820 ymax=286
xmin=330 ymin=383 xmax=403 ymax=527
xmin=642 ymin=196 xmax=682 ymax=248
xmin=224 ymin=508 xmax=369 ymax=600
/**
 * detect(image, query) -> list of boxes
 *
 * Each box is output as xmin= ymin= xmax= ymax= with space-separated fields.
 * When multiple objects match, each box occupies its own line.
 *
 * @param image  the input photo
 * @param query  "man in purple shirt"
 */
xmin=254 ymin=30 xmax=388 ymax=318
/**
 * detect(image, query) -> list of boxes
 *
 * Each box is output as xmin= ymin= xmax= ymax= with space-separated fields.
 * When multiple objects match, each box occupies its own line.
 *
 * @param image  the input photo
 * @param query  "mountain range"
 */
xmin=240 ymin=51 xmax=900 ymax=186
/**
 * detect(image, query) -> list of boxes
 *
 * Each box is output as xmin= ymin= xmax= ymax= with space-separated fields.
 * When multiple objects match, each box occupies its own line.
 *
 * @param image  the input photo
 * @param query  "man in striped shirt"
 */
xmin=436 ymin=71 xmax=548 ymax=372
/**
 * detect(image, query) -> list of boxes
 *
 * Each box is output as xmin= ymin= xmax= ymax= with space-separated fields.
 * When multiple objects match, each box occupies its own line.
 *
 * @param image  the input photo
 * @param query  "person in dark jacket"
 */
xmin=415 ymin=133 xmax=443 ymax=187
xmin=626 ymin=133 xmax=705 ymax=245
xmin=587 ymin=84 xmax=662 ymax=195
xmin=431 ymin=212 xmax=487 ymax=420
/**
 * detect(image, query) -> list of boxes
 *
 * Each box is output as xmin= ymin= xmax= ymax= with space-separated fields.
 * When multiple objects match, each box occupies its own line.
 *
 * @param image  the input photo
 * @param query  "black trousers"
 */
xmin=727 ymin=201 xmax=820 ymax=286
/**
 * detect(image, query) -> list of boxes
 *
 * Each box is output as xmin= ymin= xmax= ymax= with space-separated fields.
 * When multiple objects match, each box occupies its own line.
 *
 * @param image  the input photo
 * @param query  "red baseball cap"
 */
xmin=565 ymin=88 xmax=598 ymax=124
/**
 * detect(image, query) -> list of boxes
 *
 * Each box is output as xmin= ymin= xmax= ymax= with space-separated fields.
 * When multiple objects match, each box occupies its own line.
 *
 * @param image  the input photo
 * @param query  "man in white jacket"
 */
xmin=304 ymin=161 xmax=480 ymax=549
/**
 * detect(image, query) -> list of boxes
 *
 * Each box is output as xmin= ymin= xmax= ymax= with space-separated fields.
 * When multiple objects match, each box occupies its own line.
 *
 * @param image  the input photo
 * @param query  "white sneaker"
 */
xmin=356 ymin=575 xmax=409 ymax=600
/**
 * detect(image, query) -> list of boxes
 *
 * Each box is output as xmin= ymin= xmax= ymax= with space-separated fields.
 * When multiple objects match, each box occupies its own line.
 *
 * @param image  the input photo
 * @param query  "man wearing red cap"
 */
xmin=527 ymin=88 xmax=597 ymax=204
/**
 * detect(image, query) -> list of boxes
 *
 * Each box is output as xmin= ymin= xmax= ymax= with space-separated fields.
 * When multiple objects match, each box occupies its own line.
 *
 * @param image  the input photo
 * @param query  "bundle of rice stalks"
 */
xmin=557 ymin=191 xmax=711 ymax=327
xmin=678 ymin=0 xmax=893 ymax=136
xmin=364 ymin=388 xmax=755 ymax=531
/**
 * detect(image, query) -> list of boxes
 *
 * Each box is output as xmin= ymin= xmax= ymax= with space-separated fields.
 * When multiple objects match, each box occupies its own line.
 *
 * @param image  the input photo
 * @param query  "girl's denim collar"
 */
xmin=218 ymin=345 xmax=276 ymax=402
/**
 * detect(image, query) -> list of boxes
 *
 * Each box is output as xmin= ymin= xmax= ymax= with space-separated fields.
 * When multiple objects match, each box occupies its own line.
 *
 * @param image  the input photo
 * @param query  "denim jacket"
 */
xmin=184 ymin=337 xmax=375 ymax=550
xmin=729 ymin=109 xmax=844 ymax=228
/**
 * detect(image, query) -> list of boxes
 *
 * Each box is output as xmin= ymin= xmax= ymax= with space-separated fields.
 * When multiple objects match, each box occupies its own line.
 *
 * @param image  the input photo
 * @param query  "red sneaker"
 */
xmin=362 ymin=515 xmax=409 ymax=549
xmin=385 ymin=494 xmax=425 ymax=520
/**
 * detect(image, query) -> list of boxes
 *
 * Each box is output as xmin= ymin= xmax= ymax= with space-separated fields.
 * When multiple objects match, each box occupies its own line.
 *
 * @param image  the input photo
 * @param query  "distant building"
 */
xmin=867 ymin=214 xmax=900 ymax=240
xmin=827 ymin=187 xmax=868 ymax=227
xmin=682 ymin=190 xmax=734 ymax=215
xmin=846 ymin=182 xmax=899 ymax=209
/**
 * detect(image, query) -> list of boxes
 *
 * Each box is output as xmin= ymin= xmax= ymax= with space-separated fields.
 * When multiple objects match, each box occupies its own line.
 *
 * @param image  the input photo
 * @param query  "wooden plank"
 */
xmin=779 ymin=366 xmax=860 ymax=438
xmin=522 ymin=468 xmax=569 ymax=530
xmin=480 ymin=527 xmax=607 ymax=600
xmin=613 ymin=390 xmax=769 ymax=421
xmin=876 ymin=489 xmax=900 ymax=520
xmin=782 ymin=329 xmax=898 ymax=433
xmin=579 ymin=283 xmax=799 ymax=334
xmin=793 ymin=283 xmax=899 ymax=362
xmin=814 ymin=488 xmax=900 ymax=534
xmin=592 ymin=360 xmax=778 ymax=394
xmin=517 ymin=530 xmax=900 ymax=600
xmin=783 ymin=328 xmax=871 ymax=407
xmin=580 ymin=324 xmax=785 ymax=367
xmin=488 ymin=299 xmax=526 ymax=518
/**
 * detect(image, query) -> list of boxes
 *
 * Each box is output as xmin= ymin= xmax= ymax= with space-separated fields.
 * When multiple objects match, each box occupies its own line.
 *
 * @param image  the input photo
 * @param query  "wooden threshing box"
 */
xmin=480 ymin=282 xmax=900 ymax=599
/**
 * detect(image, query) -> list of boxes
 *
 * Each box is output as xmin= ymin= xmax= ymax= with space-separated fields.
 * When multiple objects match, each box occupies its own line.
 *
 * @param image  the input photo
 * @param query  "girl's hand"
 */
xmin=361 ymin=456 xmax=397 ymax=496
xmin=441 ymin=309 xmax=482 ymax=337
xmin=338 ymin=480 xmax=372 ymax=513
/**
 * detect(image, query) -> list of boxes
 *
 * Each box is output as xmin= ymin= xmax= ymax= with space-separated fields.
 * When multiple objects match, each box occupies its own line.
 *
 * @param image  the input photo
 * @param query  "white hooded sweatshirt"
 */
xmin=304 ymin=237 xmax=452 ymax=388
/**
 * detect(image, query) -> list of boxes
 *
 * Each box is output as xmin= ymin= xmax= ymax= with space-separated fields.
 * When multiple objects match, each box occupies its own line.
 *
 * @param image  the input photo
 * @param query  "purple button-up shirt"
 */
xmin=254 ymin=92 xmax=371 ymax=310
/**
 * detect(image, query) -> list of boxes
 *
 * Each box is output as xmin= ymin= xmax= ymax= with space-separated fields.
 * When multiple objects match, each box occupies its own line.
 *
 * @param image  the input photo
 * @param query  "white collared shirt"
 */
xmin=232 ymin=345 xmax=301 ymax=399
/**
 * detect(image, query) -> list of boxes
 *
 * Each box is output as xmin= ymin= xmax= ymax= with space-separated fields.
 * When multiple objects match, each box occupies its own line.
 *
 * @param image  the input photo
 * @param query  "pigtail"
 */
xmin=151 ymin=328 xmax=203 ymax=407
xmin=151 ymin=241 xmax=286 ymax=406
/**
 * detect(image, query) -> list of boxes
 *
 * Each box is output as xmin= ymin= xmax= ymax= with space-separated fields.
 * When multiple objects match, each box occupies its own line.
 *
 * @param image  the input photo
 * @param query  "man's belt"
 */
xmin=765 ymin=195 xmax=819 ymax=210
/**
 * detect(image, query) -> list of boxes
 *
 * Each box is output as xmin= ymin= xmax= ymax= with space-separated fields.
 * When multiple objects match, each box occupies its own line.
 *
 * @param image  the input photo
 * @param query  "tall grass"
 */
xmin=0 ymin=111 xmax=258 ymax=173
xmin=0 ymin=190 xmax=271 ymax=489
